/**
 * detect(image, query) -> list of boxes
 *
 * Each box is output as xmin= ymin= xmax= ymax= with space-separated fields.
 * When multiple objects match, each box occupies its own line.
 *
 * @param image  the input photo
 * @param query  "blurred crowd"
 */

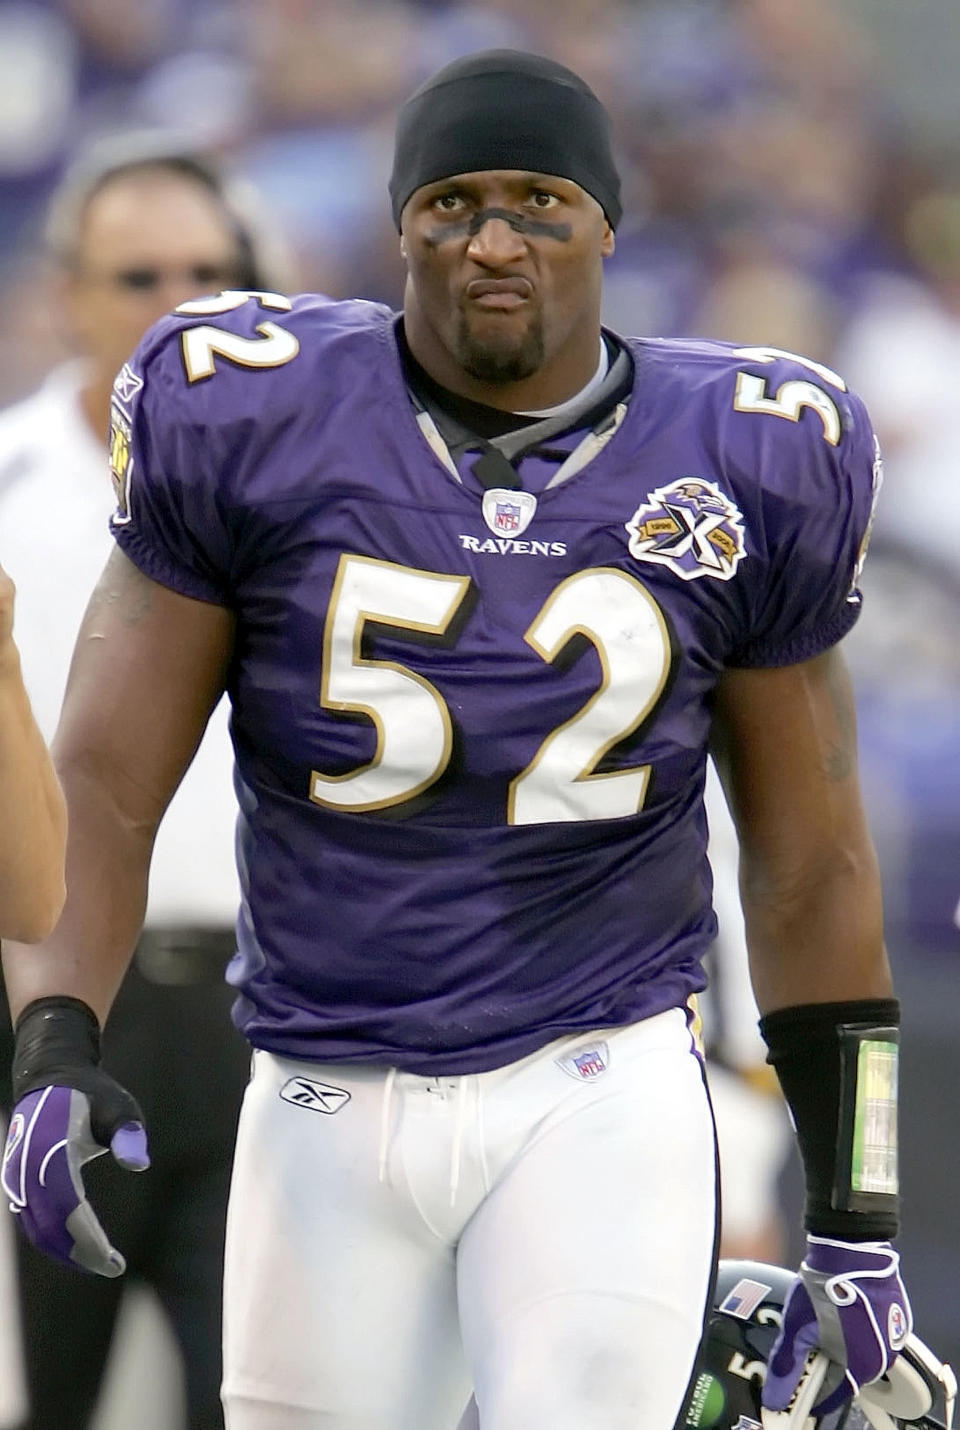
xmin=0 ymin=0 xmax=958 ymax=1411
xmin=0 ymin=0 xmax=959 ymax=396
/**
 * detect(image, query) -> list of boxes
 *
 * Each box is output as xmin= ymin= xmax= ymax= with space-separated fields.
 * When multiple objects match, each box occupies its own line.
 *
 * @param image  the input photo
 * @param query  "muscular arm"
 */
xmin=710 ymin=645 xmax=892 ymax=1014
xmin=1 ymin=547 xmax=235 ymax=1023
xmin=0 ymin=564 xmax=67 ymax=941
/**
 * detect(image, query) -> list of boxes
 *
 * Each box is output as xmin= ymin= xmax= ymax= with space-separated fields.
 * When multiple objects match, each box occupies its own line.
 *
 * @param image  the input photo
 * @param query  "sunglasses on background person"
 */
xmin=75 ymin=262 xmax=249 ymax=292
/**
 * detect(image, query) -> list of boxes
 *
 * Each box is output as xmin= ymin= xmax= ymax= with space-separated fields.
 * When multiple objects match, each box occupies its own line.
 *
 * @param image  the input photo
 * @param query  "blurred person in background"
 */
xmin=0 ymin=568 xmax=66 ymax=944
xmin=0 ymin=137 xmax=284 ymax=1430
xmin=835 ymin=173 xmax=960 ymax=573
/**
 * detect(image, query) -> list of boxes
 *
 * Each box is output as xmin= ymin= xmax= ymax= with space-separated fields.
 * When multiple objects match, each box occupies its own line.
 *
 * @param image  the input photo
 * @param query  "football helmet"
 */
xmin=680 ymin=1260 xmax=955 ymax=1430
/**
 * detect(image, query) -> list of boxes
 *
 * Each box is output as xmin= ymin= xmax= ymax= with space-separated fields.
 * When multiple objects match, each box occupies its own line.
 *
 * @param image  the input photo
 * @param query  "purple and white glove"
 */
xmin=2 ymin=998 xmax=150 ymax=1277
xmin=762 ymin=1236 xmax=913 ymax=1417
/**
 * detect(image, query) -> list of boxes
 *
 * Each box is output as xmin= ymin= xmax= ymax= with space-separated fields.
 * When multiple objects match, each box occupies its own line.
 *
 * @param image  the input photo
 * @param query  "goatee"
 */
xmin=455 ymin=313 xmax=545 ymax=386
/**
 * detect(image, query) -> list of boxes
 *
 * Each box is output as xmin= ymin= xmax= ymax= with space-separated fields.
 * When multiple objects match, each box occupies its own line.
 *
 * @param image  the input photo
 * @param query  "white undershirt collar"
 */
xmin=516 ymin=337 xmax=609 ymax=420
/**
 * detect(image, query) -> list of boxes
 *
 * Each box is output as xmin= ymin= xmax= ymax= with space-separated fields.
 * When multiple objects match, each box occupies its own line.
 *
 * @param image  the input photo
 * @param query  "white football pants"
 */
xmin=221 ymin=1008 xmax=718 ymax=1430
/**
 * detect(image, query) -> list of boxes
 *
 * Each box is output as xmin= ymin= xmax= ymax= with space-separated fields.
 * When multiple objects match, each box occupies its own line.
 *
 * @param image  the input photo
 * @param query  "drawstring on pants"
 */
xmin=375 ymin=1067 xmax=472 ymax=1206
xmin=377 ymin=1066 xmax=397 ymax=1185
xmin=449 ymin=1075 xmax=469 ymax=1206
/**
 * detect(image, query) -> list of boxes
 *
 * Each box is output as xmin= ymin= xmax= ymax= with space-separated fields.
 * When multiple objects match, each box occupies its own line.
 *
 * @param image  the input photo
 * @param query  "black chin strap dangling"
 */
xmin=471 ymin=447 xmax=521 ymax=491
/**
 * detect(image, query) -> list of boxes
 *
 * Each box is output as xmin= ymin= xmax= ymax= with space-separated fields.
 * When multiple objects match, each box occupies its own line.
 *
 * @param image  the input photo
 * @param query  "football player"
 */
xmin=2 ymin=50 xmax=913 ymax=1430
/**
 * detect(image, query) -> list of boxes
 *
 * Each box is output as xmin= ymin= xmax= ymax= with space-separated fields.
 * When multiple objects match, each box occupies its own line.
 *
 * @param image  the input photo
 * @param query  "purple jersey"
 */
xmin=108 ymin=292 xmax=879 ymax=1073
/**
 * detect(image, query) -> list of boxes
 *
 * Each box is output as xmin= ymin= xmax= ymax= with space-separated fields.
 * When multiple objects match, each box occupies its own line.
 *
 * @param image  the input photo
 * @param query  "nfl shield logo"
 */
xmin=481 ymin=487 xmax=538 ymax=536
xmin=889 ymin=1302 xmax=908 ymax=1348
xmin=556 ymin=1041 xmax=610 ymax=1081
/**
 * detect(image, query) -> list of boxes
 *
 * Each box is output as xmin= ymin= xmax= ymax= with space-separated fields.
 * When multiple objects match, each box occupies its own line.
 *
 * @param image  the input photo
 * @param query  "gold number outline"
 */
xmin=311 ymin=558 xmax=674 ymax=825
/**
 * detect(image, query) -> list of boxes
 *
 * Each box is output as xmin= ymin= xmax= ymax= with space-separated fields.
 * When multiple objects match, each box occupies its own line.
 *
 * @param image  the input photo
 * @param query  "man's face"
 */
xmin=400 ymin=170 xmax=614 ymax=400
xmin=63 ymin=168 xmax=247 ymax=381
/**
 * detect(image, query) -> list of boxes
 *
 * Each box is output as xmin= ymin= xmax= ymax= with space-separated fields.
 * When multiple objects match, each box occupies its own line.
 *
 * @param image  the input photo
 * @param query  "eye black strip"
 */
xmin=426 ymin=208 xmax=573 ymax=244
